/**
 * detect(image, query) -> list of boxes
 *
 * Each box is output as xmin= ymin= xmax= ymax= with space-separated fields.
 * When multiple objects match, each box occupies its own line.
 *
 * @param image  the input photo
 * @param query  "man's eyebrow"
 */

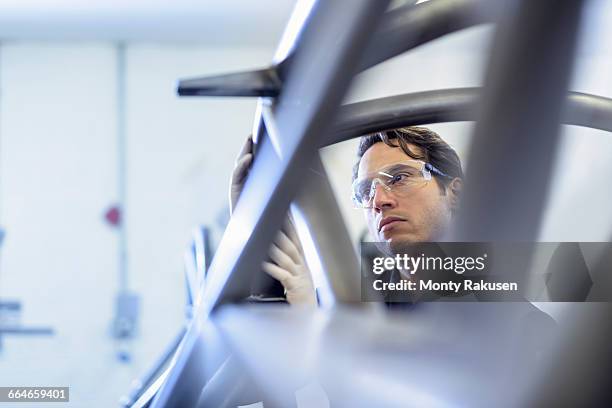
xmin=359 ymin=163 xmax=415 ymax=180
xmin=383 ymin=163 xmax=414 ymax=173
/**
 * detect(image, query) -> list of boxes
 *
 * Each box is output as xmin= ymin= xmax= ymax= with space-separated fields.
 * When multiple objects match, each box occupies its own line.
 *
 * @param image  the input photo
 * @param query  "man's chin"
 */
xmin=373 ymin=230 xmax=425 ymax=254
xmin=384 ymin=233 xmax=422 ymax=253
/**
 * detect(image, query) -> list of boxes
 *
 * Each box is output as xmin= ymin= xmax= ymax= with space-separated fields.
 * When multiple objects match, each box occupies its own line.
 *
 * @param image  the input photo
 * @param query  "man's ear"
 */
xmin=447 ymin=178 xmax=462 ymax=211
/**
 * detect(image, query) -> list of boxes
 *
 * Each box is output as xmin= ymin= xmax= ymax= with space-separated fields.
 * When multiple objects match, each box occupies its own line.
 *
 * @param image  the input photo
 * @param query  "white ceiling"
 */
xmin=0 ymin=0 xmax=296 ymax=45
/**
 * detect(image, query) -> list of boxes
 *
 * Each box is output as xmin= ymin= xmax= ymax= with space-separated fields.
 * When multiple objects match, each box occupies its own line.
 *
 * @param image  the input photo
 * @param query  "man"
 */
xmin=352 ymin=127 xmax=462 ymax=252
xmin=230 ymin=126 xmax=463 ymax=305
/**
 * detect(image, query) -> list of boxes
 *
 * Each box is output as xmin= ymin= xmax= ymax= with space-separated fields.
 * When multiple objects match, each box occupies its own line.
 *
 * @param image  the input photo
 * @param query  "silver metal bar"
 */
xmin=289 ymin=154 xmax=366 ymax=305
xmin=271 ymin=0 xmax=317 ymax=66
xmin=202 ymin=0 xmax=389 ymax=310
xmin=260 ymin=63 xmax=379 ymax=306
xmin=327 ymin=89 xmax=612 ymax=145
xmin=359 ymin=0 xmax=502 ymax=71
xmin=176 ymin=0 xmax=504 ymax=98
xmin=451 ymin=0 xmax=585 ymax=242
xmin=151 ymin=1 xmax=390 ymax=406
xmin=122 ymin=327 xmax=186 ymax=407
xmin=129 ymin=365 xmax=172 ymax=408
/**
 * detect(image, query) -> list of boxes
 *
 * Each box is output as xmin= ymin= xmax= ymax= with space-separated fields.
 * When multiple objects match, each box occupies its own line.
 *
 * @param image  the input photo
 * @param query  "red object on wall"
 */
xmin=105 ymin=205 xmax=122 ymax=227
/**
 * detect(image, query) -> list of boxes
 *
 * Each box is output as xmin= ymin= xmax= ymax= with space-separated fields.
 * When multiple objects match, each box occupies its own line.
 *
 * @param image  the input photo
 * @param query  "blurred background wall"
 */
xmin=0 ymin=0 xmax=611 ymax=407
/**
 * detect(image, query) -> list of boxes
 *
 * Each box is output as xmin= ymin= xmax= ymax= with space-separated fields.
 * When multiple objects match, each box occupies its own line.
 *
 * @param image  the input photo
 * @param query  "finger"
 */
xmin=282 ymin=215 xmax=304 ymax=254
xmin=273 ymin=230 xmax=302 ymax=266
xmin=231 ymin=153 xmax=253 ymax=185
xmin=268 ymin=243 xmax=296 ymax=273
xmin=262 ymin=261 xmax=291 ymax=284
xmin=235 ymin=135 xmax=253 ymax=164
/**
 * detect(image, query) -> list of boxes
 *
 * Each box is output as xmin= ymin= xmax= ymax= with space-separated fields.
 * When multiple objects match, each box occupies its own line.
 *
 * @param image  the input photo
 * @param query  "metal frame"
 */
xmin=151 ymin=1 xmax=390 ymax=406
xmin=177 ymin=0 xmax=503 ymax=98
xmin=138 ymin=0 xmax=612 ymax=406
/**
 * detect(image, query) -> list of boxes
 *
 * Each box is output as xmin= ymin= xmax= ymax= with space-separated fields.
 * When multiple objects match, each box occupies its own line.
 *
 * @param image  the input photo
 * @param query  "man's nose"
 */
xmin=372 ymin=184 xmax=396 ymax=212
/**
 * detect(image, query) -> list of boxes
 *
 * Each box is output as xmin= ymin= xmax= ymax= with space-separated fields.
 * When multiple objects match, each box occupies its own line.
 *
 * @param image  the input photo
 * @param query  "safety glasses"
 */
xmin=351 ymin=160 xmax=452 ymax=209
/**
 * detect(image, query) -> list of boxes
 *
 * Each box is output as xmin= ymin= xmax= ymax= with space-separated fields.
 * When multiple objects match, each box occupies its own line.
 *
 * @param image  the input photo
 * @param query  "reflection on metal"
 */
xmin=141 ymin=0 xmax=612 ymax=406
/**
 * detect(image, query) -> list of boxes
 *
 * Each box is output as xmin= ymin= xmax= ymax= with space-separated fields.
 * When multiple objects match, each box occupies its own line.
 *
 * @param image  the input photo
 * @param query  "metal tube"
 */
xmin=451 ymin=0 xmax=585 ymax=242
xmin=290 ymin=155 xmax=367 ymax=304
xmin=327 ymin=88 xmax=612 ymax=146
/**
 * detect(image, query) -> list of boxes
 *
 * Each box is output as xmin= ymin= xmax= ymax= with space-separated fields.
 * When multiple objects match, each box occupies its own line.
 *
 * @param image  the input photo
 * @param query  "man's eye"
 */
xmin=389 ymin=173 xmax=410 ymax=184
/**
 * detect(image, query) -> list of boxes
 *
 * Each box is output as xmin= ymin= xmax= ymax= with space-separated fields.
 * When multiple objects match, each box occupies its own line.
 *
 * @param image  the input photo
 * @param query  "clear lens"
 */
xmin=352 ymin=161 xmax=429 ymax=208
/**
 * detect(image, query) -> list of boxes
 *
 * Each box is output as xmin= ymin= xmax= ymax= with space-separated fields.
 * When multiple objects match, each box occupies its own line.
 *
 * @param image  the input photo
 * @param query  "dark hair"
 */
xmin=352 ymin=127 xmax=463 ymax=192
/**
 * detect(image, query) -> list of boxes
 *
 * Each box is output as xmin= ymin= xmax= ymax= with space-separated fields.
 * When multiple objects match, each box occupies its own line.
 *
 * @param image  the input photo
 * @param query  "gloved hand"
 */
xmin=229 ymin=135 xmax=254 ymax=215
xmin=263 ymin=217 xmax=317 ymax=306
xmin=229 ymin=136 xmax=317 ymax=306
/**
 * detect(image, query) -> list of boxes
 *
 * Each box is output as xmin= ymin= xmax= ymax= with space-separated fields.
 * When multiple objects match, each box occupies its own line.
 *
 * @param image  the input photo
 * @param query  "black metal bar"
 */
xmin=178 ymin=68 xmax=281 ymax=97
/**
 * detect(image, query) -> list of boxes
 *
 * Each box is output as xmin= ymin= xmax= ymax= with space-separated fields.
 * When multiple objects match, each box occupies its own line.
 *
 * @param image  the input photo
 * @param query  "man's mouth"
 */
xmin=378 ymin=216 xmax=406 ymax=232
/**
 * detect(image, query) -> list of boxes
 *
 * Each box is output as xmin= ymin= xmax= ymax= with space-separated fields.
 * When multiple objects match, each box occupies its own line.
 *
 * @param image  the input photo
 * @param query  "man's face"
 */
xmin=357 ymin=142 xmax=455 ymax=251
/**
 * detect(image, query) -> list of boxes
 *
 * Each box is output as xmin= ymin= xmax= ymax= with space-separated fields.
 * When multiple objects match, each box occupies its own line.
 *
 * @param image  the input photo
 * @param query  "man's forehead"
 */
xmin=358 ymin=142 xmax=422 ymax=177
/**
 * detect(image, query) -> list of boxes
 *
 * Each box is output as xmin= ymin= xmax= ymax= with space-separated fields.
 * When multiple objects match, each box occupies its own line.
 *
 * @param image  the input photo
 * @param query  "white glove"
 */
xmin=263 ymin=217 xmax=317 ymax=306
xmin=228 ymin=136 xmax=316 ymax=306
xmin=229 ymin=135 xmax=253 ymax=215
